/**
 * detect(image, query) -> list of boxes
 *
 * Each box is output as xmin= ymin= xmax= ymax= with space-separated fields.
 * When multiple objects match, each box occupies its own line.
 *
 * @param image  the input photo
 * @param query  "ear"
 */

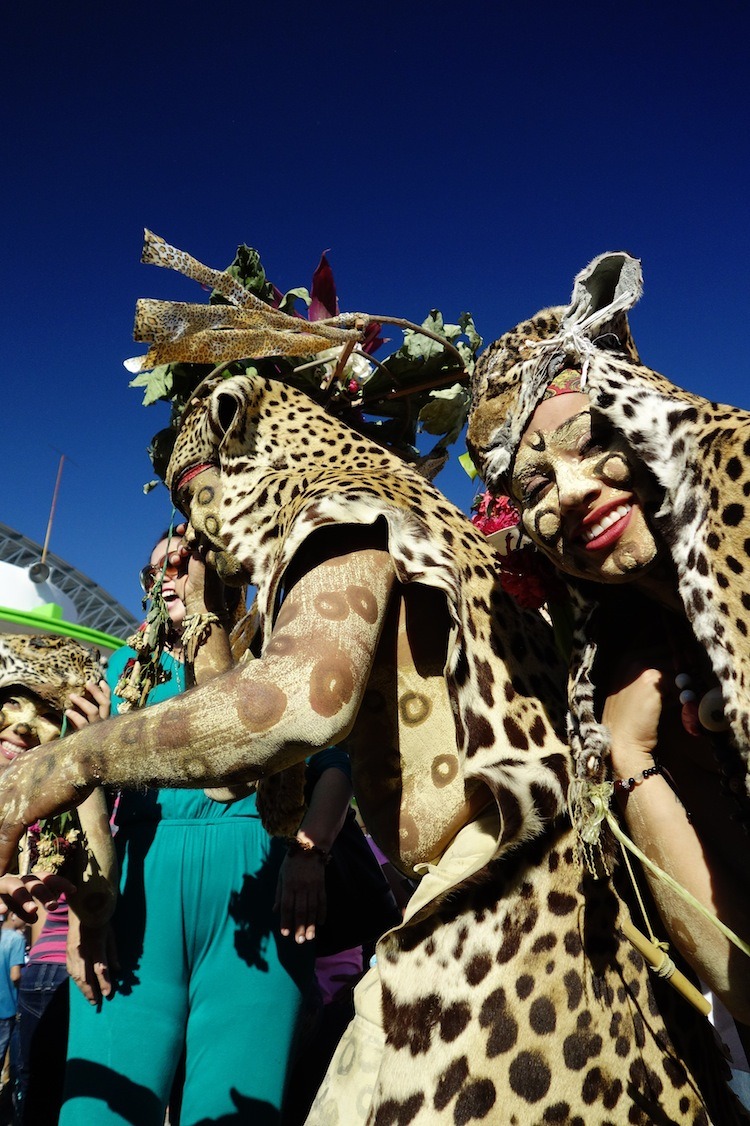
xmin=214 ymin=385 xmax=243 ymax=437
xmin=208 ymin=375 xmax=264 ymax=453
xmin=562 ymin=252 xmax=643 ymax=358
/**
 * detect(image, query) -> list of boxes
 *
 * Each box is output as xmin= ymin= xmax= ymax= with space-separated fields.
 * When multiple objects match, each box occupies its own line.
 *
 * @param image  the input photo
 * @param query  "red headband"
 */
xmin=173 ymin=462 xmax=216 ymax=494
xmin=542 ymin=368 xmax=583 ymax=400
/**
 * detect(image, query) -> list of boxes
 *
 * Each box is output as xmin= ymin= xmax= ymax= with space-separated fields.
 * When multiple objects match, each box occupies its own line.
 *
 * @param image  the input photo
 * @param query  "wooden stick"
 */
xmin=622 ymin=918 xmax=711 ymax=1016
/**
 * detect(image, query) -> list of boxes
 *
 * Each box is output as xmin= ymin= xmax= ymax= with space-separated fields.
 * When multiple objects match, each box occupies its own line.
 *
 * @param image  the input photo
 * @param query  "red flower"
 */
xmin=470 ymin=491 xmax=520 ymax=537
xmin=471 ymin=491 xmax=566 ymax=610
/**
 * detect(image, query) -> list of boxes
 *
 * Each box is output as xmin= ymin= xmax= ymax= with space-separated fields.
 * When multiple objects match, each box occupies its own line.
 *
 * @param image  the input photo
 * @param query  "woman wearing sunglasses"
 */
xmin=62 ymin=531 xmax=321 ymax=1126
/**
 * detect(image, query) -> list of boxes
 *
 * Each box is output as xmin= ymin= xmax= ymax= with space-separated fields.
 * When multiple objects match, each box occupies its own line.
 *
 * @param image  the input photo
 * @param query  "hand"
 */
xmin=274 ymin=849 xmax=327 ymax=944
xmin=602 ymin=661 xmax=664 ymax=775
xmin=0 ymin=744 xmax=93 ymax=878
xmin=65 ymin=680 xmax=111 ymax=730
xmin=173 ymin=522 xmax=227 ymax=616
xmin=0 ymin=871 xmax=76 ymax=923
xmin=67 ymin=915 xmax=119 ymax=1005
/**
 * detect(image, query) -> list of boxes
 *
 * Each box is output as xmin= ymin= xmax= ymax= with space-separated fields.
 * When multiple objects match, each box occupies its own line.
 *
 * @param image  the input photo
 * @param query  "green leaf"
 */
xmin=129 ymin=364 xmax=174 ymax=406
xmin=418 ymin=384 xmax=470 ymax=443
xmin=278 ymin=287 xmax=311 ymax=315
xmin=211 ymin=244 xmax=276 ymax=305
xmin=458 ymin=451 xmax=479 ymax=480
xmin=459 ymin=312 xmax=482 ymax=354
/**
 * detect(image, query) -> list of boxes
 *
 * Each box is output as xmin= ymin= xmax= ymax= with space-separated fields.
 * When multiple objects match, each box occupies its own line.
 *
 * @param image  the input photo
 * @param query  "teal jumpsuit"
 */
xmin=61 ymin=648 xmax=314 ymax=1126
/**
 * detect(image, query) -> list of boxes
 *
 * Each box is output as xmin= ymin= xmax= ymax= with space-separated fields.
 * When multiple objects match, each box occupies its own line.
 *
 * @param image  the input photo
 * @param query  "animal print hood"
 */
xmin=166 ymin=372 xmax=572 ymax=863
xmin=168 ymin=373 xmax=470 ymax=636
xmin=467 ymin=252 xmax=750 ymax=810
xmin=0 ymin=634 xmax=104 ymax=715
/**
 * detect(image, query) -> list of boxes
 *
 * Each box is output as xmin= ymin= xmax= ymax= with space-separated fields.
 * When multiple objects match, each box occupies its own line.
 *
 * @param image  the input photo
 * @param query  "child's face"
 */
xmin=0 ymin=689 xmax=61 ymax=773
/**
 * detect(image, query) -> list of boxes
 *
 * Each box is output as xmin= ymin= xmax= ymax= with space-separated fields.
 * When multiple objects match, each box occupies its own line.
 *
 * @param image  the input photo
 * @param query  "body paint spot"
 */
xmin=310 ymin=657 xmax=355 ymax=717
xmin=399 ymin=691 xmax=431 ymax=726
xmin=346 ymin=585 xmax=378 ymax=624
xmin=313 ymin=591 xmax=349 ymax=620
xmin=431 ymin=754 xmax=459 ymax=787
xmin=266 ymin=635 xmax=297 ymax=657
xmin=237 ymin=682 xmax=288 ymax=732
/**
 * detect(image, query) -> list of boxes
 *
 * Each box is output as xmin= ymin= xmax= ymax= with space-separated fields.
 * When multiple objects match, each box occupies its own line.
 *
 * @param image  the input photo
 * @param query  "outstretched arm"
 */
xmin=0 ymin=541 xmax=396 ymax=873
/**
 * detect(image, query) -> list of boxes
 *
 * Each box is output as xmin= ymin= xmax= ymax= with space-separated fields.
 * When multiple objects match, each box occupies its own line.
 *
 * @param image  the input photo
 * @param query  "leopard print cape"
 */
xmin=160 ymin=374 xmax=745 ymax=1124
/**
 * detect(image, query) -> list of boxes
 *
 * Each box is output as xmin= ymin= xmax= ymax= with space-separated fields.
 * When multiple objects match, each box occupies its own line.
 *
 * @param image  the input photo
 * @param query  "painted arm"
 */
xmin=603 ymin=664 xmax=750 ymax=1022
xmin=0 ymin=541 xmax=396 ymax=874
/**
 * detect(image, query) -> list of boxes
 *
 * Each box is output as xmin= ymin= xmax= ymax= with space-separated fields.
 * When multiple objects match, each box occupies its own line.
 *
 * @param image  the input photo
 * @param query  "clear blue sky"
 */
xmin=3 ymin=1 xmax=749 ymax=619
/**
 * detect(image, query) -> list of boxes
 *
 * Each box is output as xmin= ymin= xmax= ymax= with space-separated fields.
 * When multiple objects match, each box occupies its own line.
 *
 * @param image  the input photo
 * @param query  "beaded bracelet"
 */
xmin=612 ymin=762 xmax=661 ymax=795
xmin=285 ymin=836 xmax=330 ymax=863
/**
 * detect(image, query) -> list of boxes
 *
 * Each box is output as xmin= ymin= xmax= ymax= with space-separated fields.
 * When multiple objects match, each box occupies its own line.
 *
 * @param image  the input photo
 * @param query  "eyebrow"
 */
xmin=521 ymin=410 xmax=589 ymax=455
xmin=513 ymin=411 xmax=591 ymax=493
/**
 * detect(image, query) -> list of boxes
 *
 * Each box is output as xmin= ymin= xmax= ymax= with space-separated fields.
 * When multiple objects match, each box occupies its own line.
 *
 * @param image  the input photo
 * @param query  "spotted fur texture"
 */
xmin=0 ymin=634 xmax=103 ymax=713
xmin=126 ymin=230 xmax=359 ymax=373
xmin=162 ymin=374 xmax=744 ymax=1124
xmin=468 ymin=252 xmax=750 ymax=814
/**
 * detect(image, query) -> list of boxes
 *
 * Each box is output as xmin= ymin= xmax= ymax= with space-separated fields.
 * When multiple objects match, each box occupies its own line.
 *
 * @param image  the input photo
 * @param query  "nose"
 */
xmin=556 ymin=464 xmax=600 ymax=513
xmin=14 ymin=722 xmax=34 ymax=738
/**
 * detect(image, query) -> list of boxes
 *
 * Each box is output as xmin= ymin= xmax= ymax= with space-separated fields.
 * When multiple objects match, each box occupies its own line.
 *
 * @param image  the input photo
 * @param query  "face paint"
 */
xmin=0 ymin=690 xmax=61 ymax=771
xmin=512 ymin=394 xmax=660 ymax=583
xmin=177 ymin=467 xmax=245 ymax=586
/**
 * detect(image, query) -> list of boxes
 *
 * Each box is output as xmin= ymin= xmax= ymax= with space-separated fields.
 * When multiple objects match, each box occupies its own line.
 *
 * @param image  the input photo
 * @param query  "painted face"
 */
xmin=175 ymin=468 xmax=245 ymax=586
xmin=511 ymin=393 xmax=660 ymax=583
xmin=0 ymin=689 xmax=61 ymax=772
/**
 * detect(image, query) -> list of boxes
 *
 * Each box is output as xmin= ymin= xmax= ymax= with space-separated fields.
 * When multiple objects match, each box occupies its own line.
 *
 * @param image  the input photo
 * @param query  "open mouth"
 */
xmin=581 ymin=503 xmax=633 ymax=550
xmin=0 ymin=738 xmax=27 ymax=763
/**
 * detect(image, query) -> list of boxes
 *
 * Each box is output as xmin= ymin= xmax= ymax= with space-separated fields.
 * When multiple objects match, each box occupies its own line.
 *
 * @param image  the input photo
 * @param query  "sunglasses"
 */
xmin=139 ymin=552 xmax=190 ymax=593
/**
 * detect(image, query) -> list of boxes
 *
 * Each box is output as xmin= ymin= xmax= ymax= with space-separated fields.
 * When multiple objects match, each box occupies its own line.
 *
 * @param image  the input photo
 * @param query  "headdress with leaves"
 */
xmin=126 ymin=231 xmax=482 ymax=486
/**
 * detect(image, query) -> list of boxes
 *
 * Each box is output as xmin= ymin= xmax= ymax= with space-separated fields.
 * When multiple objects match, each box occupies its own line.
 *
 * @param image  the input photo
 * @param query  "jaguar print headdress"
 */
xmin=0 ymin=634 xmax=104 ymax=715
xmin=467 ymin=252 xmax=750 ymax=820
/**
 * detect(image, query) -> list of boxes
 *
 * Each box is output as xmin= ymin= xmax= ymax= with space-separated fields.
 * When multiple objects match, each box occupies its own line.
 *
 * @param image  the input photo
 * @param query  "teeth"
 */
xmin=582 ymin=504 xmax=631 ymax=544
xmin=0 ymin=740 xmax=21 ymax=757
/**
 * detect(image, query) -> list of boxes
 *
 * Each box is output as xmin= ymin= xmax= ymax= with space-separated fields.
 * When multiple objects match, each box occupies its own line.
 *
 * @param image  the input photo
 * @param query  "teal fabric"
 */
xmin=62 ymin=646 xmax=313 ymax=1126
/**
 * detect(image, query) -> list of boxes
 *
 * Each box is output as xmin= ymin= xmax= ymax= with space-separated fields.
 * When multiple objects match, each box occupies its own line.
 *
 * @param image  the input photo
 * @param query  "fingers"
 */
xmin=92 ymin=957 xmax=113 ymax=1000
xmin=277 ymin=858 xmax=326 ymax=943
xmin=70 ymin=926 xmax=118 ymax=1005
xmin=65 ymin=681 xmax=111 ymax=729
xmin=0 ymin=872 xmax=76 ymax=922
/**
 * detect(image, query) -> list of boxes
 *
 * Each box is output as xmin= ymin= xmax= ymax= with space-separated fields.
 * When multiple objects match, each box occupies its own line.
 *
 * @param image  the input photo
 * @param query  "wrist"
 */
xmin=612 ymin=760 xmax=661 ymax=797
xmin=608 ymin=745 xmax=656 ymax=777
xmin=285 ymin=834 xmax=330 ymax=863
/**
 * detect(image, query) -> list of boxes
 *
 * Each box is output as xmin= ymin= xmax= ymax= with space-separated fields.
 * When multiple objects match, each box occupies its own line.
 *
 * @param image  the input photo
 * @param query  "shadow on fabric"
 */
xmin=64 ymin=1063 xmax=281 ymax=1126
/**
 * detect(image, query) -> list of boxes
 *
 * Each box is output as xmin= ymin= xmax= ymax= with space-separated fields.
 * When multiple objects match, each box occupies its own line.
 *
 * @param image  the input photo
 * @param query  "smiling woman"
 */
xmin=468 ymin=250 xmax=750 ymax=1103
xmin=0 ymin=692 xmax=62 ymax=767
xmin=0 ymin=633 xmax=116 ymax=1124
xmin=511 ymin=385 xmax=661 ymax=583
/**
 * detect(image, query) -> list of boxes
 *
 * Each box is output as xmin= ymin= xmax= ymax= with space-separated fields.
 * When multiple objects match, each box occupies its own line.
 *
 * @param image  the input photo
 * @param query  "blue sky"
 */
xmin=3 ymin=1 xmax=749 ymax=619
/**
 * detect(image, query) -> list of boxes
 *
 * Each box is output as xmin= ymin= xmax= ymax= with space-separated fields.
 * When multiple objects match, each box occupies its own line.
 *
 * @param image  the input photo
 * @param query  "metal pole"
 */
xmin=41 ymin=454 xmax=66 ymax=564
